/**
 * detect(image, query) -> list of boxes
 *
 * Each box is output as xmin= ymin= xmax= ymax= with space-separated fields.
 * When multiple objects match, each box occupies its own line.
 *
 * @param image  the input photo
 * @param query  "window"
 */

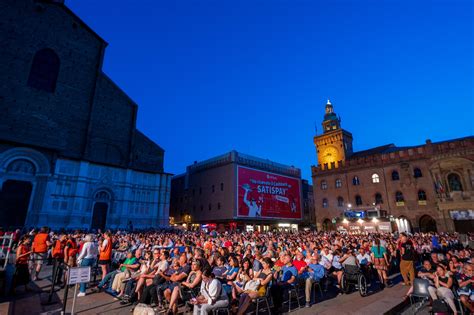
xmin=352 ymin=176 xmax=360 ymax=185
xmin=200 ymin=205 xmax=203 ymax=211
xmin=395 ymin=191 xmax=404 ymax=202
xmin=192 ymin=189 xmax=195 ymax=196
xmin=418 ymin=190 xmax=426 ymax=201
xmin=414 ymin=168 xmax=423 ymax=178
xmin=355 ymin=195 xmax=363 ymax=206
xmin=27 ymin=48 xmax=60 ymax=93
xmin=212 ymin=185 xmax=215 ymax=193
xmin=199 ymin=187 xmax=202 ymax=195
xmin=375 ymin=193 xmax=383 ymax=205
xmin=447 ymin=173 xmax=463 ymax=191
xmin=337 ymin=196 xmax=344 ymax=207
xmin=335 ymin=179 xmax=342 ymax=188
xmin=217 ymin=202 xmax=221 ymax=210
xmin=220 ymin=183 xmax=224 ymax=191
xmin=371 ymin=173 xmax=380 ymax=183
xmin=208 ymin=204 xmax=212 ymax=211
xmin=392 ymin=171 xmax=400 ymax=181
xmin=321 ymin=180 xmax=328 ymax=190
xmin=322 ymin=198 xmax=328 ymax=208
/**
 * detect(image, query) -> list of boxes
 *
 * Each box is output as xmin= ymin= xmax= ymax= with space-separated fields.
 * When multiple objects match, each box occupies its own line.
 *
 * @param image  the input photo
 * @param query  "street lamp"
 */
xmin=348 ymin=203 xmax=352 ymax=208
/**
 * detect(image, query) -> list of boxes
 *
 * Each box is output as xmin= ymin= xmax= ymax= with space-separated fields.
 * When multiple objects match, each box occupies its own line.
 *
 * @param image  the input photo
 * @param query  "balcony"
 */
xmin=436 ymin=191 xmax=473 ymax=203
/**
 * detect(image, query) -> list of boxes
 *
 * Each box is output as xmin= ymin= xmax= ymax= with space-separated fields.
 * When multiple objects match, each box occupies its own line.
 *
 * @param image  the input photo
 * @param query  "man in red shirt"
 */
xmin=31 ymin=227 xmax=52 ymax=281
xmin=293 ymin=251 xmax=308 ymax=274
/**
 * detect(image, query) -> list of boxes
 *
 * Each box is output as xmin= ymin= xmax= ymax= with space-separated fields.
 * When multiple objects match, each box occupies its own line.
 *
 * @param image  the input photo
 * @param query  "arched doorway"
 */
xmin=91 ymin=191 xmax=111 ymax=231
xmin=0 ymin=180 xmax=33 ymax=228
xmin=322 ymin=218 xmax=334 ymax=231
xmin=419 ymin=215 xmax=437 ymax=232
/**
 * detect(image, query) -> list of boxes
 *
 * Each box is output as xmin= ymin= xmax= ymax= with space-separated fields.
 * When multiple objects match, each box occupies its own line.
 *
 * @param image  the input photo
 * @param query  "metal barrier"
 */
xmin=0 ymin=234 xmax=14 ymax=271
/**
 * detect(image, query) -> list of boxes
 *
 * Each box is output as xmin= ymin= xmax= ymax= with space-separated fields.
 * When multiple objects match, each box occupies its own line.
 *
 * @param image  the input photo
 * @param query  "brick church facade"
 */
xmin=0 ymin=0 xmax=171 ymax=230
xmin=312 ymin=100 xmax=474 ymax=233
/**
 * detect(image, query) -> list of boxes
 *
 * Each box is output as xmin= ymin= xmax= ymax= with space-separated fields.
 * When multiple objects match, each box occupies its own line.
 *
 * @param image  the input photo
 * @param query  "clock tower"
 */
xmin=314 ymin=99 xmax=353 ymax=169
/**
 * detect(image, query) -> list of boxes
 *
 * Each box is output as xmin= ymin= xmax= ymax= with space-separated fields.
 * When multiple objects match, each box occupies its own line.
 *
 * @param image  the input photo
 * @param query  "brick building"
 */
xmin=170 ymin=151 xmax=303 ymax=232
xmin=311 ymin=100 xmax=474 ymax=233
xmin=0 ymin=0 xmax=171 ymax=230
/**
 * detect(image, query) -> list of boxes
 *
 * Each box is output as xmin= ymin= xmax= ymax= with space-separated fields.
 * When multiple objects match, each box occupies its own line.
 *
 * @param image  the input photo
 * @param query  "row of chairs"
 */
xmin=409 ymin=278 xmax=469 ymax=315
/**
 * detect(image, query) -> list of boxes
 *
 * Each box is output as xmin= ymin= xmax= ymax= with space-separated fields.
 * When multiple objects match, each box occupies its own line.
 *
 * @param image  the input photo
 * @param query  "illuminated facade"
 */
xmin=312 ymin=100 xmax=474 ymax=233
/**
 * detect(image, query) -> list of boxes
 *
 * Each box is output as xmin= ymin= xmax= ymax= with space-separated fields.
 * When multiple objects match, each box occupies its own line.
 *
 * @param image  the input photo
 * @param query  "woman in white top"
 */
xmin=191 ymin=269 xmax=229 ymax=315
xmin=77 ymin=234 xmax=98 ymax=297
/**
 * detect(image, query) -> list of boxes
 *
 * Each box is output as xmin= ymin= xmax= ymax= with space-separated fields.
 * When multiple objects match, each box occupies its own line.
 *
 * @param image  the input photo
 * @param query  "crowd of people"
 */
xmin=3 ymin=226 xmax=474 ymax=314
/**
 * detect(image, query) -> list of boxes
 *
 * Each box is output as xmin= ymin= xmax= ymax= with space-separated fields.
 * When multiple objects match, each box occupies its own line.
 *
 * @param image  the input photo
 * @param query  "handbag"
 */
xmin=243 ymin=279 xmax=260 ymax=291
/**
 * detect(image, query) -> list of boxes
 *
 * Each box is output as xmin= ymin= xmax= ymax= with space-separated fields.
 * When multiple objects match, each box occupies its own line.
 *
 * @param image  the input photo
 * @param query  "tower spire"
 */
xmin=322 ymin=98 xmax=340 ymax=132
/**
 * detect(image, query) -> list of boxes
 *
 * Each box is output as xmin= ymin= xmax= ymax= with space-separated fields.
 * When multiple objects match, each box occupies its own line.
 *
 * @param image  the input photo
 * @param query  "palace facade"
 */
xmin=311 ymin=100 xmax=473 ymax=233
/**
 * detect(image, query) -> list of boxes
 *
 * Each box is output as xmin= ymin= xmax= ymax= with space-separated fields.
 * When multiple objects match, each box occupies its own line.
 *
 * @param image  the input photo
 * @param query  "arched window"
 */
xmin=27 ymin=48 xmax=60 ymax=93
xmin=335 ymin=179 xmax=342 ymax=188
xmin=395 ymin=191 xmax=404 ymax=202
xmin=375 ymin=193 xmax=383 ymax=205
xmin=392 ymin=170 xmax=400 ymax=181
xmin=322 ymin=198 xmax=328 ymax=208
xmin=337 ymin=196 xmax=344 ymax=207
xmin=352 ymin=176 xmax=360 ymax=186
xmin=413 ymin=168 xmax=423 ymax=178
xmin=372 ymin=173 xmax=380 ymax=183
xmin=355 ymin=195 xmax=362 ymax=206
xmin=321 ymin=180 xmax=328 ymax=190
xmin=418 ymin=190 xmax=427 ymax=201
xmin=447 ymin=173 xmax=463 ymax=191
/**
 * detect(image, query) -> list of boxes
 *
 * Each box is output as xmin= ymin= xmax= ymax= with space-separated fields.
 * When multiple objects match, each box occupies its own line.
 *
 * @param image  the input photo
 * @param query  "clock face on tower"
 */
xmin=321 ymin=146 xmax=339 ymax=164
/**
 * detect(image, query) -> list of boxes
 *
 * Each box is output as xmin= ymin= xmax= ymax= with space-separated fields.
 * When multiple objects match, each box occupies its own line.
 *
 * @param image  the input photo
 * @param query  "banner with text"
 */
xmin=237 ymin=166 xmax=302 ymax=219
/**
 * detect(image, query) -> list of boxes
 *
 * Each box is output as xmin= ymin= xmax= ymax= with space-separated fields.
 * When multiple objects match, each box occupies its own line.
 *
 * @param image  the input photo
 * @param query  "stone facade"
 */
xmin=0 ymin=0 xmax=171 ymax=229
xmin=311 ymin=100 xmax=474 ymax=233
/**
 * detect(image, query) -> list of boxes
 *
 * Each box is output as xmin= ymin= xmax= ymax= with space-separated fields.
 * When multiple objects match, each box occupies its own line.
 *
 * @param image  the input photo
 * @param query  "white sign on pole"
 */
xmin=68 ymin=267 xmax=91 ymax=285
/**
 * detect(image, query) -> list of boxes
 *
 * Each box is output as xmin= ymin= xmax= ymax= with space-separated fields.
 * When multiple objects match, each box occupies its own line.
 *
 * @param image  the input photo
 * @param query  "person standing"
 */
xmin=12 ymin=235 xmax=32 ymax=293
xmin=76 ymin=234 xmax=98 ymax=297
xmin=399 ymin=232 xmax=416 ymax=286
xmin=98 ymin=231 xmax=113 ymax=280
xmin=51 ymin=234 xmax=67 ymax=285
xmin=31 ymin=227 xmax=52 ymax=281
xmin=371 ymin=238 xmax=389 ymax=288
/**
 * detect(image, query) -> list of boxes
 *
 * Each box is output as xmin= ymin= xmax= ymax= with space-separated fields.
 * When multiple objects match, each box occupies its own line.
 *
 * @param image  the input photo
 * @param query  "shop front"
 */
xmin=337 ymin=219 xmax=393 ymax=234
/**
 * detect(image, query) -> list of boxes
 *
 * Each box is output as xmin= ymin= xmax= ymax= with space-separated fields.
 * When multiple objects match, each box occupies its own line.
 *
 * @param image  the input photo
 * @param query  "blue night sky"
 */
xmin=68 ymin=0 xmax=473 ymax=181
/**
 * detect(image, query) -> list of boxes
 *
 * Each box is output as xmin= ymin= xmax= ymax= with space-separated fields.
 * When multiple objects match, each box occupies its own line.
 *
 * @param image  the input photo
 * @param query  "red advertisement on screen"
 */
xmin=237 ymin=166 xmax=302 ymax=219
